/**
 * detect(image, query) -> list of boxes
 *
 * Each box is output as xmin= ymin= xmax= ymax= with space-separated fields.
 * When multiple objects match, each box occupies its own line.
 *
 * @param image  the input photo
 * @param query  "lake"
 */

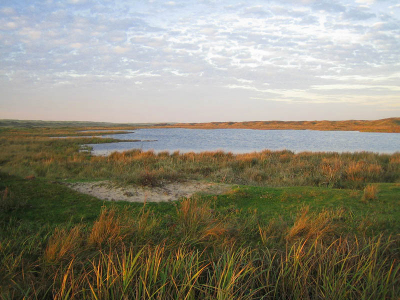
xmin=85 ymin=128 xmax=400 ymax=155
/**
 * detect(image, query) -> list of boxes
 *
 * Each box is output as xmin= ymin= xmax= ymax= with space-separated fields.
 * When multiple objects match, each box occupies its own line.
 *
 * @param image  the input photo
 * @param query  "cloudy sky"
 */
xmin=0 ymin=0 xmax=399 ymax=122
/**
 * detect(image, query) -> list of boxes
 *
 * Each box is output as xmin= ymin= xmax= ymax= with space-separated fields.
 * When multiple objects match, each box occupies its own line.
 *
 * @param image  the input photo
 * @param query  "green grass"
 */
xmin=0 ymin=173 xmax=175 ymax=227
xmin=2 ymin=172 xmax=399 ymax=236
xmin=211 ymin=184 xmax=400 ymax=233
xmin=1 ymin=172 xmax=399 ymax=299
xmin=0 ymin=173 xmax=108 ymax=226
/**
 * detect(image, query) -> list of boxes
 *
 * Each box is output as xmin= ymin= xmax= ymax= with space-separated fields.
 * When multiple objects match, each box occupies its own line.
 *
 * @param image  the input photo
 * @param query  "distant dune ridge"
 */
xmin=1 ymin=118 xmax=399 ymax=133
xmin=161 ymin=118 xmax=400 ymax=133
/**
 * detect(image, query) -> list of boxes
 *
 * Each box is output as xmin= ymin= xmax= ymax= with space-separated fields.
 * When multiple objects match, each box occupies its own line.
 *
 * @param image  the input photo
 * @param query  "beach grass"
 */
xmin=0 ymin=125 xmax=399 ymax=299
xmin=1 ymin=174 xmax=399 ymax=298
xmin=0 ymin=126 xmax=399 ymax=189
xmin=1 ymin=171 xmax=400 ymax=298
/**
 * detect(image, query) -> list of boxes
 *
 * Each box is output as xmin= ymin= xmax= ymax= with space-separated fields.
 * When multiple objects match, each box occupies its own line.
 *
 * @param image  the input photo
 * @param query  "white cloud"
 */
xmin=1 ymin=0 xmax=400 ymax=121
xmin=355 ymin=0 xmax=375 ymax=5
xmin=236 ymin=78 xmax=253 ymax=84
xmin=67 ymin=0 xmax=88 ymax=4
xmin=114 ymin=46 xmax=130 ymax=54
xmin=318 ymin=73 xmax=400 ymax=82
xmin=1 ymin=7 xmax=16 ymax=15
xmin=5 ymin=22 xmax=18 ymax=29
xmin=125 ymin=70 xmax=161 ymax=79
xmin=55 ymin=71 xmax=86 ymax=78
xmin=311 ymin=84 xmax=400 ymax=91
xmin=105 ymin=31 xmax=126 ymax=42
xmin=18 ymin=28 xmax=42 ymax=40
xmin=168 ymin=69 xmax=189 ymax=77
xmin=69 ymin=43 xmax=83 ymax=49
xmin=225 ymin=84 xmax=273 ymax=93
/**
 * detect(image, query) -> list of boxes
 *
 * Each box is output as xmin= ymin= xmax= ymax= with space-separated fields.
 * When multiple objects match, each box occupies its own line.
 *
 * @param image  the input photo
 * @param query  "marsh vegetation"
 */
xmin=0 ymin=124 xmax=399 ymax=299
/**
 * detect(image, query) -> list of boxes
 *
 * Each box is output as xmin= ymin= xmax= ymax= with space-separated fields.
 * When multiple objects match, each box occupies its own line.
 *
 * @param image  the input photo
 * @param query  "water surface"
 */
xmin=86 ymin=128 xmax=400 ymax=155
xmin=79 ymin=130 xmax=134 ymax=133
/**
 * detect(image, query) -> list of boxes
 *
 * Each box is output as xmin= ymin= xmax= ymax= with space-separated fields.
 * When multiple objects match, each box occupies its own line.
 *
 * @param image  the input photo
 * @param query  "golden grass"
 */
xmin=362 ymin=184 xmax=379 ymax=201
xmin=88 ymin=208 xmax=123 ymax=247
xmin=1 ymin=197 xmax=399 ymax=299
xmin=0 ymin=127 xmax=398 ymax=189
xmin=286 ymin=206 xmax=344 ymax=242
xmin=45 ymin=226 xmax=82 ymax=263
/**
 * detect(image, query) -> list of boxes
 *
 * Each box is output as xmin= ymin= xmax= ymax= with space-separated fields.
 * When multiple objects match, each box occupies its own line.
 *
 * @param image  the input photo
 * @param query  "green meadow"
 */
xmin=0 ymin=125 xmax=399 ymax=299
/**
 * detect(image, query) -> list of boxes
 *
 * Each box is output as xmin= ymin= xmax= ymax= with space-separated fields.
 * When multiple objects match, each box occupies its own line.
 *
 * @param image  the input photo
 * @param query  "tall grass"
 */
xmin=285 ymin=206 xmax=344 ymax=242
xmin=1 ymin=129 xmax=399 ymax=189
xmin=1 ymin=127 xmax=399 ymax=298
xmin=1 ymin=199 xmax=399 ymax=299
xmin=362 ymin=184 xmax=379 ymax=201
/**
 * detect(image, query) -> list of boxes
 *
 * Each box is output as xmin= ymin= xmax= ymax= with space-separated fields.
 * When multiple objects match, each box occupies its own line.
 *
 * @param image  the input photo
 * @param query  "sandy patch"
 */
xmin=65 ymin=181 xmax=233 ymax=202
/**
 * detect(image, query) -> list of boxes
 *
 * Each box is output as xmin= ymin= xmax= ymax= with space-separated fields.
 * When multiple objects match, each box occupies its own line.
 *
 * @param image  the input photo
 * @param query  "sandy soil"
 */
xmin=65 ymin=180 xmax=233 ymax=202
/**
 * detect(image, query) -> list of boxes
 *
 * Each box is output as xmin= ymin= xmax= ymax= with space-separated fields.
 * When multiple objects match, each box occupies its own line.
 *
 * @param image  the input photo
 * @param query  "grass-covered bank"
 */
xmin=1 ymin=127 xmax=400 ymax=189
xmin=1 ymin=172 xmax=399 ymax=299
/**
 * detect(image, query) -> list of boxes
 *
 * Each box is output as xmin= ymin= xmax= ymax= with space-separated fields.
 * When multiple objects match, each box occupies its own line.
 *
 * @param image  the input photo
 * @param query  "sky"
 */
xmin=0 ymin=0 xmax=399 ymax=123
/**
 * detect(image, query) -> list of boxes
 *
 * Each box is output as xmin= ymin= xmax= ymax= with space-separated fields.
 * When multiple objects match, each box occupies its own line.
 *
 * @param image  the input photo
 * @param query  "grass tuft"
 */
xmin=286 ymin=206 xmax=344 ymax=242
xmin=88 ymin=207 xmax=123 ymax=247
xmin=362 ymin=184 xmax=379 ymax=201
xmin=45 ymin=226 xmax=82 ymax=263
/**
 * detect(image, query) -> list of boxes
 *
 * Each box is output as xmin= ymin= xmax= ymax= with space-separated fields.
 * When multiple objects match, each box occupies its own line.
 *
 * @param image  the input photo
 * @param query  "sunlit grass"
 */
xmin=0 ymin=125 xmax=399 ymax=299
xmin=1 ymin=127 xmax=399 ymax=189
xmin=1 ymin=198 xmax=399 ymax=299
xmin=362 ymin=184 xmax=379 ymax=202
xmin=164 ymin=118 xmax=400 ymax=133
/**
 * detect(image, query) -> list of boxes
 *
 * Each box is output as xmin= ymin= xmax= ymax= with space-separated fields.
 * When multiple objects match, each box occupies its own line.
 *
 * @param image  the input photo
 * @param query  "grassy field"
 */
xmin=0 ymin=125 xmax=399 ymax=299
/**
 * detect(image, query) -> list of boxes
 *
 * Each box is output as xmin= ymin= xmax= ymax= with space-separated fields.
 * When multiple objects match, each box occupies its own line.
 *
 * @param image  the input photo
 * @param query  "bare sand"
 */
xmin=65 ymin=180 xmax=233 ymax=202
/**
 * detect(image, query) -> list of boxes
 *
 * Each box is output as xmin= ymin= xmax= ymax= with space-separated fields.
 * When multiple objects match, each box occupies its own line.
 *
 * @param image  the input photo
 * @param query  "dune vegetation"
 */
xmin=1 ymin=126 xmax=399 ymax=189
xmin=1 ymin=117 xmax=399 ymax=132
xmin=164 ymin=117 xmax=400 ymax=133
xmin=0 ymin=124 xmax=399 ymax=299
